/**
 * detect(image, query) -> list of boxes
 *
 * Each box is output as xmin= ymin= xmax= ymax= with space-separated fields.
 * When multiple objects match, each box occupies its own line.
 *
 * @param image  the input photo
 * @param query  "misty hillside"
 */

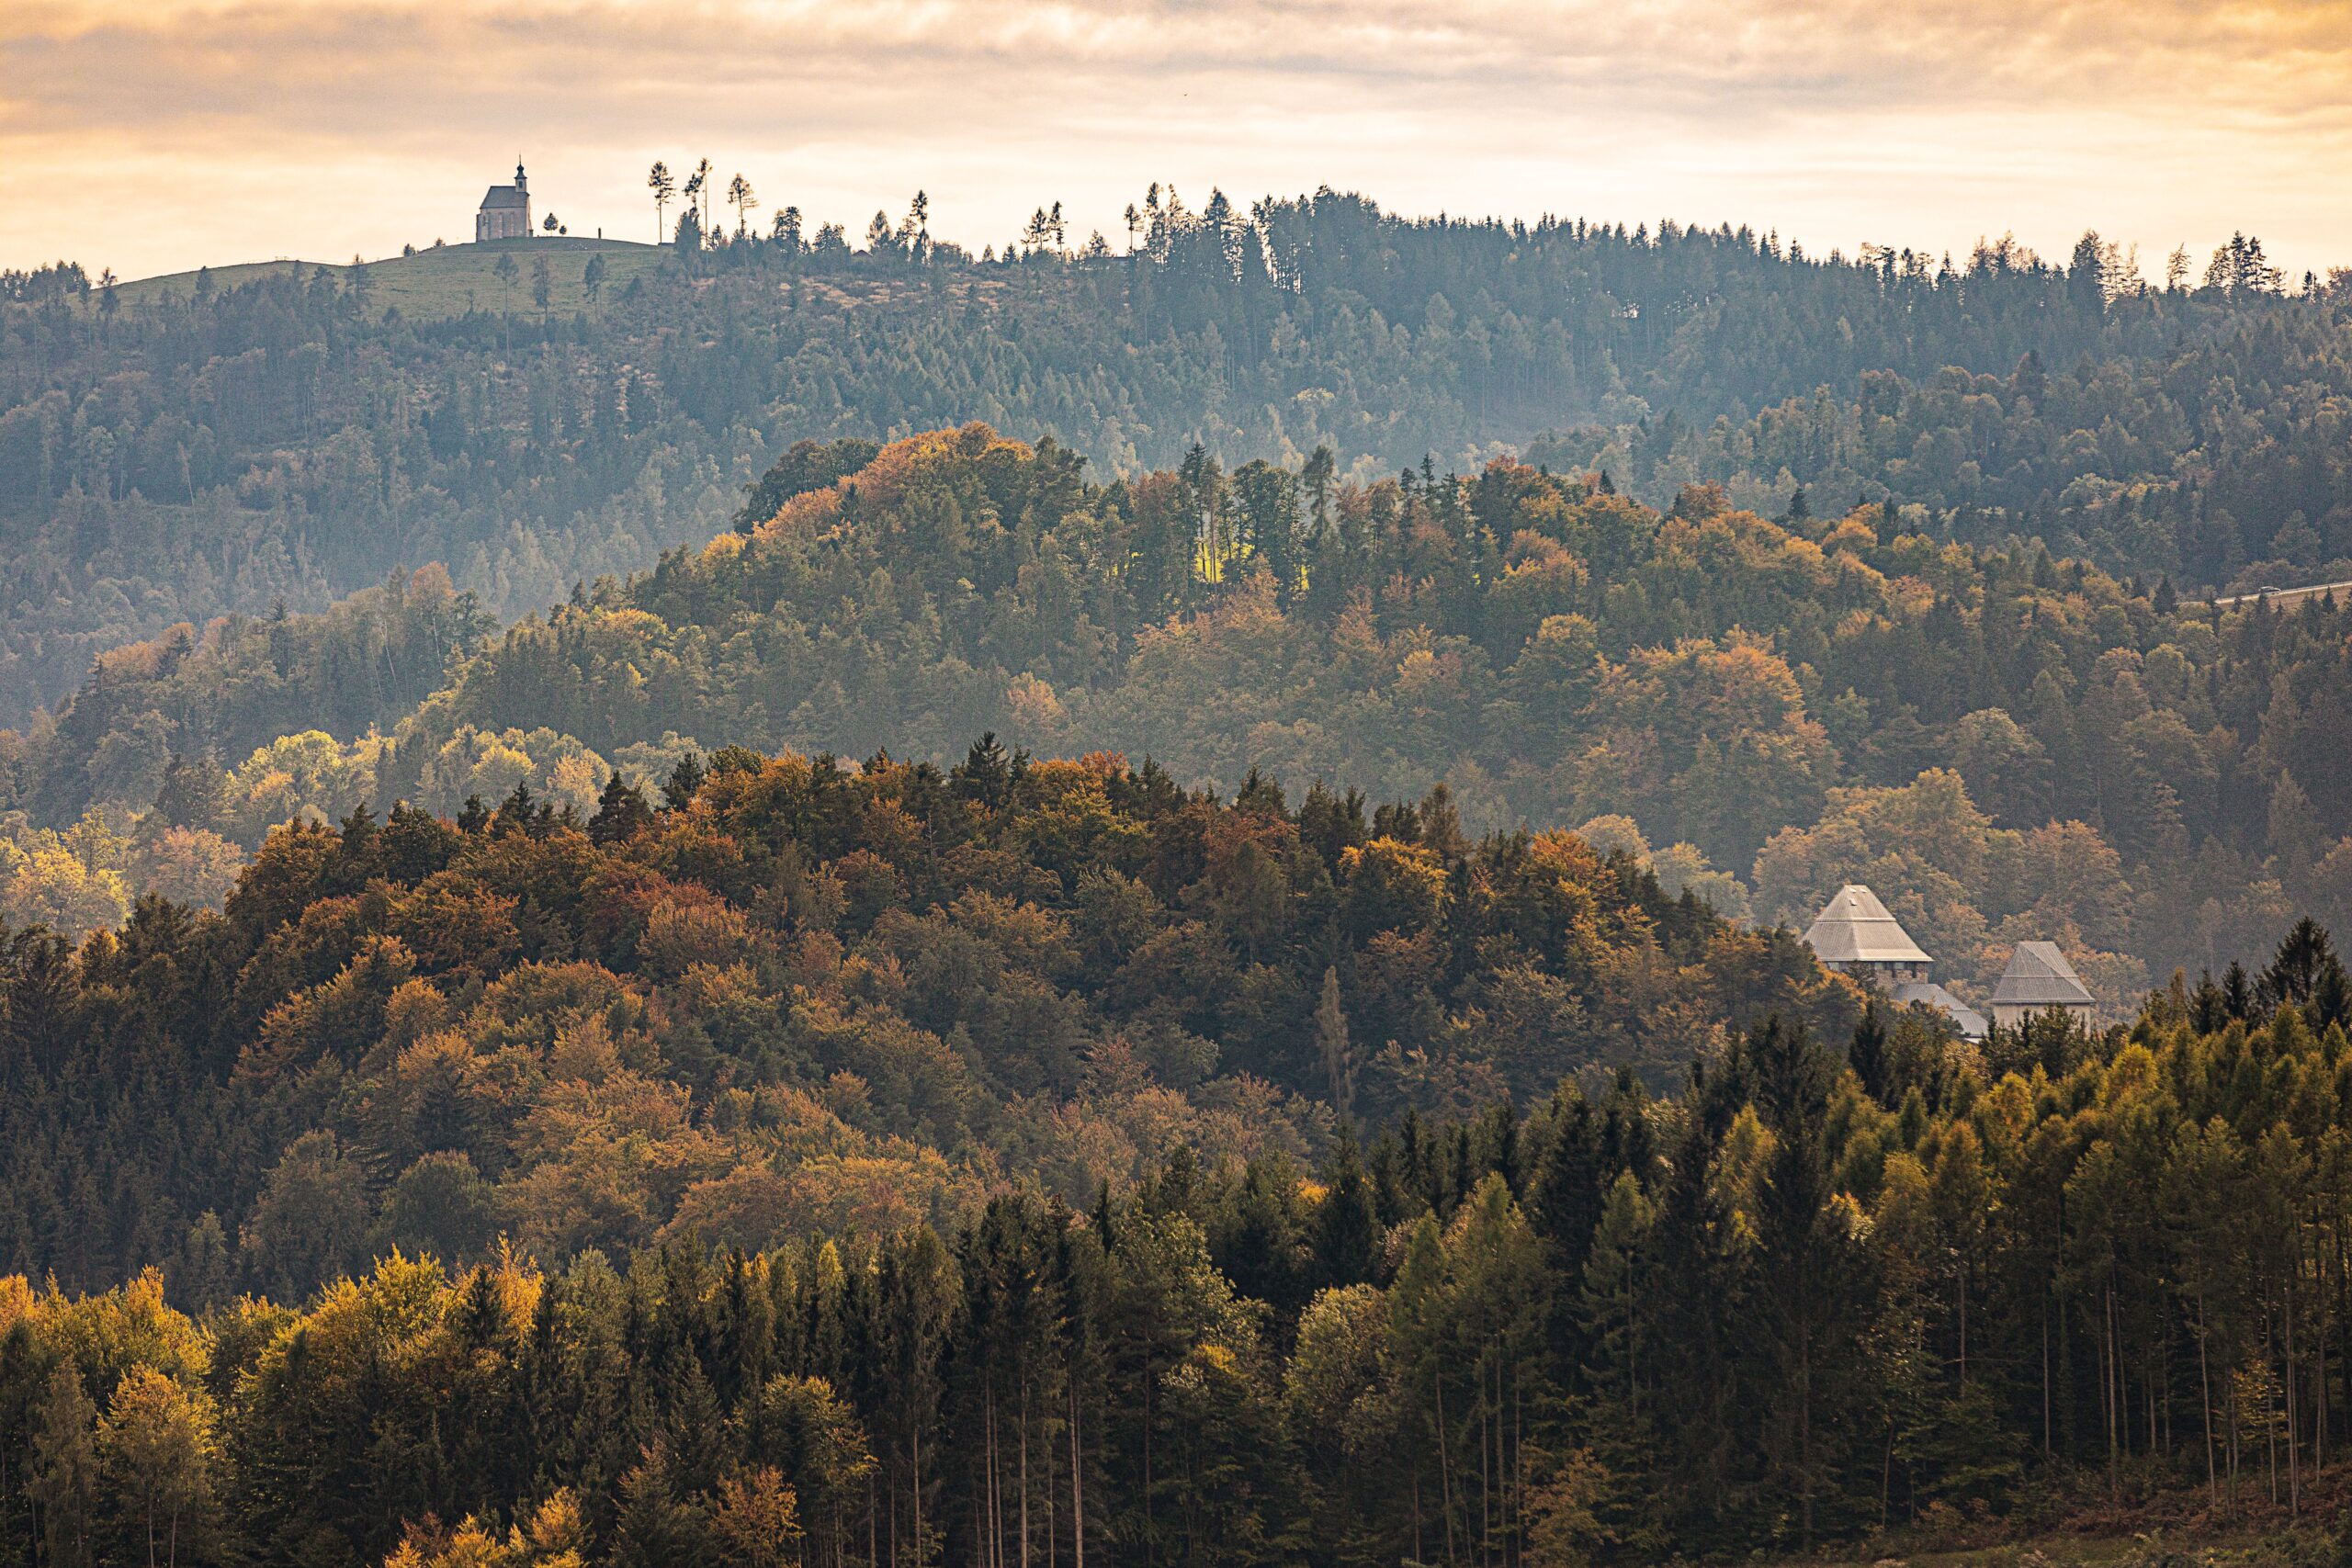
xmin=12 ymin=425 xmax=2349 ymax=1003
xmin=5 ymin=194 xmax=2347 ymax=728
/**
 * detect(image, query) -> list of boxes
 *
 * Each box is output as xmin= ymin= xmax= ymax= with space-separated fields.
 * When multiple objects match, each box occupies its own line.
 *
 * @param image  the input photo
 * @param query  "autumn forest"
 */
xmin=4 ymin=187 xmax=2352 ymax=1568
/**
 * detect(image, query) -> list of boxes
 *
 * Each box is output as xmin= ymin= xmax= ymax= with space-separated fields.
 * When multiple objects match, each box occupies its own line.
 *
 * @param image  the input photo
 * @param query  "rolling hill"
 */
xmin=113 ymin=235 xmax=667 ymax=320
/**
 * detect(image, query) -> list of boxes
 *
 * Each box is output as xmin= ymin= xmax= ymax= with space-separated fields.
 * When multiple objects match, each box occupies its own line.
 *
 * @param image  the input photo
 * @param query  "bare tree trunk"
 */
xmin=2265 ymin=1308 xmax=2278 ymax=1504
xmin=1069 ymin=1376 xmax=1085 ymax=1568
xmin=2042 ymin=1298 xmax=2053 ymax=1458
xmin=1435 ymin=1363 xmax=1458 ymax=1567
xmin=2198 ymin=1294 xmax=2218 ymax=1506
xmin=2285 ymin=1279 xmax=2301 ymax=1514
xmin=1141 ymin=1360 xmax=1152 ymax=1568
xmin=2104 ymin=1285 xmax=2120 ymax=1495
xmin=2227 ymin=1369 xmax=2241 ymax=1512
xmin=1479 ymin=1353 xmax=1492 ymax=1568
xmin=1512 ymin=1359 xmax=1524 ymax=1568
xmin=2316 ymin=1226 xmax=2332 ymax=1470
xmin=1957 ymin=1264 xmax=1968 ymax=1388
xmin=987 ymin=1382 xmax=1003 ymax=1568
xmin=1800 ymin=1335 xmax=1815 ymax=1551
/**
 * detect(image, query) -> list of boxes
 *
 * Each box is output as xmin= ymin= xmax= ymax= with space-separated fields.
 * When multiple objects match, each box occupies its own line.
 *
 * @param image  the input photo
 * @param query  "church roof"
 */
xmin=1803 ymin=884 xmax=1931 ymax=964
xmin=480 ymin=185 xmax=527 ymax=210
xmin=1892 ymin=980 xmax=1988 ymax=1040
xmin=1991 ymin=941 xmax=2095 ymax=1008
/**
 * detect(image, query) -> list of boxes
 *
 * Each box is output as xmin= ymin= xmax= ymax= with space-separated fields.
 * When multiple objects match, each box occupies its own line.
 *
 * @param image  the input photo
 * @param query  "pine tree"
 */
xmin=590 ymin=773 xmax=653 ymax=843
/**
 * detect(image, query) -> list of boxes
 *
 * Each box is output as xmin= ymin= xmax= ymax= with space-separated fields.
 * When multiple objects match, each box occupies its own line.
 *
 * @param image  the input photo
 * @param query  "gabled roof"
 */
xmin=1992 ymin=941 xmax=2095 ymax=1007
xmin=480 ymin=185 xmax=527 ymax=210
xmin=1803 ymin=884 xmax=1931 ymax=964
xmin=1893 ymin=980 xmax=1988 ymax=1041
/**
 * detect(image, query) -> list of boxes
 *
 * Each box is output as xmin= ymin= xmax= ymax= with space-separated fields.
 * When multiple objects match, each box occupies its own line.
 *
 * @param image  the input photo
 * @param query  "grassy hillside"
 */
xmin=115 ymin=235 xmax=666 ymax=321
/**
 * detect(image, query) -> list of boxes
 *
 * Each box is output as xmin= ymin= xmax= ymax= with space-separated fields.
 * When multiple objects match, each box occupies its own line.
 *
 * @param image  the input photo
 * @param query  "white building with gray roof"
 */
xmin=1988 ymin=941 xmax=2096 ymax=1030
xmin=1802 ymin=884 xmax=1987 ymax=1040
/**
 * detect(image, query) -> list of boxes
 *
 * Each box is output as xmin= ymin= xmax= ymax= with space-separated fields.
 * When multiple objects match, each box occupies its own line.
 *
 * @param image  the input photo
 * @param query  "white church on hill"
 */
xmin=476 ymin=162 xmax=532 ymax=242
xmin=1802 ymin=884 xmax=1989 ymax=1040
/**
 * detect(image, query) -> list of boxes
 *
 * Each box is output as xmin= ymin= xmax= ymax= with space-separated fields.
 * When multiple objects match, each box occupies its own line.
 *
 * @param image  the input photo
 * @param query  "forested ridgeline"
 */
xmin=0 ymin=739 xmax=1848 ymax=1303
xmin=12 ymin=426 xmax=2349 ymax=998
xmin=5 ymin=192 xmax=2347 ymax=725
xmin=5 ymin=912 xmax=2351 ymax=1568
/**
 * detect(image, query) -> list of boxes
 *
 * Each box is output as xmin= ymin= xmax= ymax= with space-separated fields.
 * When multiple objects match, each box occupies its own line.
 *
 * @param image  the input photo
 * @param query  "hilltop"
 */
xmin=113 ymin=235 xmax=667 ymax=321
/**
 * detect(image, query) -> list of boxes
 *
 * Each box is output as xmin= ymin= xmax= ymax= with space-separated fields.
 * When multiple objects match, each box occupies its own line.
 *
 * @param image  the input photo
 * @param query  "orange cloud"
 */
xmin=6 ymin=0 xmax=2349 ymax=280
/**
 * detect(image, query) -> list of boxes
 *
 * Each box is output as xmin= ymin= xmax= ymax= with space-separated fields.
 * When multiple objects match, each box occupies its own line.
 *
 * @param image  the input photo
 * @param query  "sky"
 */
xmin=6 ymin=0 xmax=2351 ymax=285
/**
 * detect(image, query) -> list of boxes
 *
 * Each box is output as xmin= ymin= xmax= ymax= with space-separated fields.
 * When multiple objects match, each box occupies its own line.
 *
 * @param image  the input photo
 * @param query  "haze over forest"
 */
xmin=7 ymin=9 xmax=2352 ymax=1565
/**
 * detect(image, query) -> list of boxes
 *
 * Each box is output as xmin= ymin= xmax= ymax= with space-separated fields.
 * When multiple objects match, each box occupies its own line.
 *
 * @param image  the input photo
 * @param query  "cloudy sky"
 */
xmin=6 ymin=0 xmax=2350 ymax=283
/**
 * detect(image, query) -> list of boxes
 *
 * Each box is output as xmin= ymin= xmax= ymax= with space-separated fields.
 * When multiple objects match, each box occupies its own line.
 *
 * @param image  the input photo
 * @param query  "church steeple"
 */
xmin=476 ymin=160 xmax=533 ymax=243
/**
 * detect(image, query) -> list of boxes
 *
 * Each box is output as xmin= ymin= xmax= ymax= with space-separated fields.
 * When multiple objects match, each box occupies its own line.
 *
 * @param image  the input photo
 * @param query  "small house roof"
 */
xmin=480 ymin=185 xmax=527 ymax=210
xmin=1892 ymin=980 xmax=1988 ymax=1041
xmin=1803 ymin=884 xmax=1931 ymax=964
xmin=1991 ymin=941 xmax=2094 ymax=1008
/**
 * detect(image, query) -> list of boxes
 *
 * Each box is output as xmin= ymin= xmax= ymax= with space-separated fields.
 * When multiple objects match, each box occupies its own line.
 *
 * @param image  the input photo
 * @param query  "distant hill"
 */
xmin=116 ymin=236 xmax=667 ymax=321
xmin=12 ymin=424 xmax=2350 ymax=998
xmin=4 ymin=192 xmax=2348 ymax=737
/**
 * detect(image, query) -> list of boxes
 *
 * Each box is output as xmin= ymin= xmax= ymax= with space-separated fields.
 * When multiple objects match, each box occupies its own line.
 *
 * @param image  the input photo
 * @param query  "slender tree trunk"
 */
xmin=1142 ymin=1358 xmax=1152 ymax=1568
xmin=1957 ymin=1264 xmax=1969 ymax=1388
xmin=1800 ymin=1335 xmax=1815 ymax=1551
xmin=2316 ymin=1226 xmax=2332 ymax=1469
xmin=1512 ymin=1359 xmax=1524 ymax=1568
xmin=2161 ymin=1326 xmax=2173 ymax=1458
xmin=1435 ymin=1362 xmax=1458 ymax=1567
xmin=2284 ymin=1280 xmax=2301 ymax=1514
xmin=2227 ymin=1369 xmax=2241 ymax=1512
xmin=1069 ymin=1375 xmax=1084 ymax=1568
xmin=1020 ymin=1378 xmax=1032 ymax=1568
xmin=1881 ymin=1421 xmax=1896 ymax=1527
xmin=2104 ymin=1285 xmax=2120 ymax=1495
xmin=2198 ymin=1293 xmax=2218 ymax=1506
xmin=987 ymin=1382 xmax=1003 ymax=1568
xmin=2042 ymin=1297 xmax=2053 ymax=1458
xmin=1480 ymin=1353 xmax=1492 ymax=1568
xmin=2264 ymin=1308 xmax=2278 ymax=1503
